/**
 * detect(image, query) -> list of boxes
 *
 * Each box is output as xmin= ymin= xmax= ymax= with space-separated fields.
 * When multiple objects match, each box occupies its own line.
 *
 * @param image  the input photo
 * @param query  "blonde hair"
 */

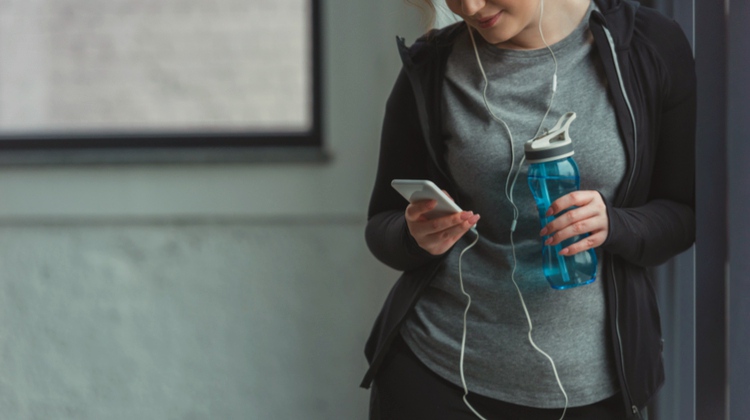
xmin=406 ymin=0 xmax=438 ymax=30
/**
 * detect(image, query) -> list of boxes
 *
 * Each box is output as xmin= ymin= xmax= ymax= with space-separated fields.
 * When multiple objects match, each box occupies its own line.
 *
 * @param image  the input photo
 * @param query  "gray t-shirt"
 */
xmin=400 ymin=4 xmax=627 ymax=409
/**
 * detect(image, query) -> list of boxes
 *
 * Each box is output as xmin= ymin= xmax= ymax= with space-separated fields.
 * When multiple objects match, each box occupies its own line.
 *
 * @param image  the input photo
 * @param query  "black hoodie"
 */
xmin=362 ymin=0 xmax=696 ymax=417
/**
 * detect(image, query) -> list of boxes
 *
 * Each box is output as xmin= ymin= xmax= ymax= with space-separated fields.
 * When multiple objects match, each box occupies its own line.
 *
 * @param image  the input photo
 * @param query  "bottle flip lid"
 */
xmin=524 ymin=112 xmax=577 ymax=163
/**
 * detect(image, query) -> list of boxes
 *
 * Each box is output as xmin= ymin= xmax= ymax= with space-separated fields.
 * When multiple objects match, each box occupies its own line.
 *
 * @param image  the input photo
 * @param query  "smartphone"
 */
xmin=391 ymin=179 xmax=464 ymax=219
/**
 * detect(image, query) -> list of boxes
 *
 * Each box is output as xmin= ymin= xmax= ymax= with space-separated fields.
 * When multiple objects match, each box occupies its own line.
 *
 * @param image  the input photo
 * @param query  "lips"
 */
xmin=476 ymin=12 xmax=502 ymax=29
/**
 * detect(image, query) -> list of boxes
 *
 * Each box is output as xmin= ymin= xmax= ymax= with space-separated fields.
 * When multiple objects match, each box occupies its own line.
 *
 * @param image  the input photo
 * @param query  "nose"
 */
xmin=462 ymin=0 xmax=486 ymax=16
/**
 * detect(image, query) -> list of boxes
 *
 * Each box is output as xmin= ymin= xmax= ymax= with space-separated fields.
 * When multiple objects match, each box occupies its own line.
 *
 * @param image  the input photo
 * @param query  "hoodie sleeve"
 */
xmin=364 ymin=68 xmax=444 ymax=272
xmin=600 ymin=15 xmax=696 ymax=267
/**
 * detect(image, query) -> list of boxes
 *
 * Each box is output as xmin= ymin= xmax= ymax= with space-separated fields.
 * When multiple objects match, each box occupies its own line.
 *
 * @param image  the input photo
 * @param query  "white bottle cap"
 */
xmin=524 ymin=112 xmax=577 ymax=163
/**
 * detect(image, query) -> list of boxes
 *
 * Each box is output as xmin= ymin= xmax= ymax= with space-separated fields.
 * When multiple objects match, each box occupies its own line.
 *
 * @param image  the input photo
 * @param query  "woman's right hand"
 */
xmin=405 ymin=199 xmax=480 ymax=256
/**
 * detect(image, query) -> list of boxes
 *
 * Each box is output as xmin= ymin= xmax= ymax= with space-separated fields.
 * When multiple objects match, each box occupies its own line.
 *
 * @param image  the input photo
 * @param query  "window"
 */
xmin=0 ymin=0 xmax=323 ymax=163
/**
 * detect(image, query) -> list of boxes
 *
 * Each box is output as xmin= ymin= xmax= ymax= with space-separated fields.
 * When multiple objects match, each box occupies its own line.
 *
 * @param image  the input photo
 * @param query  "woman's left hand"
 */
xmin=539 ymin=190 xmax=609 ymax=256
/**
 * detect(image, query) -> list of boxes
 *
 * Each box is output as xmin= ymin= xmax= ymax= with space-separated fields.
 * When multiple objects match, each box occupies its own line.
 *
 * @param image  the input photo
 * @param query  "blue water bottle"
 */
xmin=524 ymin=113 xmax=597 ymax=290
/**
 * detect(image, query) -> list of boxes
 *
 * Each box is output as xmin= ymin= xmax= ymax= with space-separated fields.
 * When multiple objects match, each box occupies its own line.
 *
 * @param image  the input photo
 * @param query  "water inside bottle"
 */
xmin=528 ymin=174 xmax=597 ymax=289
xmin=541 ymin=244 xmax=597 ymax=289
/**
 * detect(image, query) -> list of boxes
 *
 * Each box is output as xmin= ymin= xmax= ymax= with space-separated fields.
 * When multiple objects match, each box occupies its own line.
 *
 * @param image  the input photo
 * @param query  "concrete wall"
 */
xmin=0 ymin=222 xmax=395 ymax=419
xmin=0 ymin=1 xmax=422 ymax=418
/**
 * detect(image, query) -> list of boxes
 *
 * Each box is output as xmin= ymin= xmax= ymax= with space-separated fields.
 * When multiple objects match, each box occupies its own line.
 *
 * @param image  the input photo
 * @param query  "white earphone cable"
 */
xmin=458 ymin=1 xmax=568 ymax=419
xmin=457 ymin=230 xmax=487 ymax=420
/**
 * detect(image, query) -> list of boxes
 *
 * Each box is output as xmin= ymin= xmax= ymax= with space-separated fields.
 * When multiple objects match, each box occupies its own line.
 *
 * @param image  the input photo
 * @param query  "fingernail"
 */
xmin=469 ymin=214 xmax=480 ymax=224
xmin=539 ymin=227 xmax=548 ymax=236
xmin=545 ymin=208 xmax=553 ymax=217
xmin=544 ymin=238 xmax=553 ymax=246
xmin=460 ymin=211 xmax=473 ymax=220
xmin=559 ymin=248 xmax=570 ymax=255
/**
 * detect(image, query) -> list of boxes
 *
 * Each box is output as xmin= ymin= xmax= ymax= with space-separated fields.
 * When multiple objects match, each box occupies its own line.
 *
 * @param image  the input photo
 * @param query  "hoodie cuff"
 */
xmin=599 ymin=192 xmax=637 ymax=260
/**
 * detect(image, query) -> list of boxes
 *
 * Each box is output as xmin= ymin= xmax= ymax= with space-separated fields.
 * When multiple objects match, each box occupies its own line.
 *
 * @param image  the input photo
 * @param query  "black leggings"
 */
xmin=370 ymin=334 xmax=629 ymax=420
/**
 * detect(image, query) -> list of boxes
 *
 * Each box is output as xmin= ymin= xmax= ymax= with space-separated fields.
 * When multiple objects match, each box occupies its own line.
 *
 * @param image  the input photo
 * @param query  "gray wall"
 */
xmin=0 ymin=1 xmax=422 ymax=419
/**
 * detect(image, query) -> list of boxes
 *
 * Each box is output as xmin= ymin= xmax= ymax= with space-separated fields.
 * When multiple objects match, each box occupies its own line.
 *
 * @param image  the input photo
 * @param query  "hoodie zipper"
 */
xmin=601 ymin=26 xmax=638 ymax=200
xmin=610 ymin=262 xmax=642 ymax=419
xmin=600 ymin=24 xmax=643 ymax=419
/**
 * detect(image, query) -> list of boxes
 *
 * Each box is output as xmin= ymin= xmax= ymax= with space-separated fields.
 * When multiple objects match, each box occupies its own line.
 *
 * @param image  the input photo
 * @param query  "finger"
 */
xmin=540 ymin=205 xmax=601 ymax=236
xmin=422 ymin=214 xmax=481 ymax=255
xmin=423 ymin=210 xmax=475 ymax=234
xmin=408 ymin=210 xmax=474 ymax=243
xmin=558 ymin=231 xmax=608 ymax=256
xmin=425 ymin=214 xmax=479 ymax=241
xmin=405 ymin=200 xmax=437 ymax=221
xmin=545 ymin=216 xmax=607 ymax=246
xmin=546 ymin=191 xmax=598 ymax=217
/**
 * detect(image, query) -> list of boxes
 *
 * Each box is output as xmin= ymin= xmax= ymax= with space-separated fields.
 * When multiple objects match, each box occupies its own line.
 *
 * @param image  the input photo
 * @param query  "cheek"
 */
xmin=444 ymin=0 xmax=465 ymax=18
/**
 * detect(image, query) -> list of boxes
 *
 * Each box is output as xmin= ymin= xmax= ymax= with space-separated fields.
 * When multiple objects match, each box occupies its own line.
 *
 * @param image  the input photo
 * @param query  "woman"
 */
xmin=362 ymin=0 xmax=695 ymax=419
